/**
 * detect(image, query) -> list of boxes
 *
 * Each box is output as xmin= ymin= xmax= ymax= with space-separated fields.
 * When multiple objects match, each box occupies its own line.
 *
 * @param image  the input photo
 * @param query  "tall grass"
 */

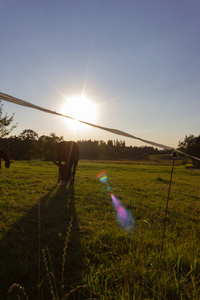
xmin=0 ymin=160 xmax=200 ymax=299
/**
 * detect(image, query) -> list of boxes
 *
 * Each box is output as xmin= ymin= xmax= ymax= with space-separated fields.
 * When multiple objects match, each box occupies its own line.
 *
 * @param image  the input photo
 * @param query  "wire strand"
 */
xmin=1 ymin=91 xmax=200 ymax=162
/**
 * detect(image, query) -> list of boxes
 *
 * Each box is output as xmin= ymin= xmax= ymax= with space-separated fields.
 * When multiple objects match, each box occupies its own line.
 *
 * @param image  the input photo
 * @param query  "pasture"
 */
xmin=0 ymin=160 xmax=200 ymax=299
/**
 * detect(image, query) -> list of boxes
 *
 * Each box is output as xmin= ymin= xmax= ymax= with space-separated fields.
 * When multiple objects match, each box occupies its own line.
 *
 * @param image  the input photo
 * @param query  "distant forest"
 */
xmin=0 ymin=129 xmax=165 ymax=161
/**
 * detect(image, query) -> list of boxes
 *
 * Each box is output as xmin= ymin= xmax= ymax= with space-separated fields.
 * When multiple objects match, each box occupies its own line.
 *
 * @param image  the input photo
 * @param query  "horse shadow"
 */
xmin=0 ymin=184 xmax=83 ymax=299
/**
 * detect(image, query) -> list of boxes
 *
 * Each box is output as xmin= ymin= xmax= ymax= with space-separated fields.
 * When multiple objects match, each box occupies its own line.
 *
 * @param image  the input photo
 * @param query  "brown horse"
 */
xmin=53 ymin=141 xmax=79 ymax=186
xmin=0 ymin=150 xmax=10 ymax=169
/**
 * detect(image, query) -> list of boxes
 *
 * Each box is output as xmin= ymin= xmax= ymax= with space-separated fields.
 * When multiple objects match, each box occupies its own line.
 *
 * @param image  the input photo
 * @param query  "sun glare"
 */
xmin=62 ymin=95 xmax=97 ymax=129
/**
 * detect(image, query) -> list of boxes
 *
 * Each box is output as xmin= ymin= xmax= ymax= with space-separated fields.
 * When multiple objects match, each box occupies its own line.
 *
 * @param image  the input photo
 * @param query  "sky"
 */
xmin=1 ymin=0 xmax=200 ymax=149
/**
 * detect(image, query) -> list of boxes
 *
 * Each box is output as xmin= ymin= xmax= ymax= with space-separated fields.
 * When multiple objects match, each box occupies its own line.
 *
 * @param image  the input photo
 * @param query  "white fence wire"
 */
xmin=0 ymin=91 xmax=200 ymax=162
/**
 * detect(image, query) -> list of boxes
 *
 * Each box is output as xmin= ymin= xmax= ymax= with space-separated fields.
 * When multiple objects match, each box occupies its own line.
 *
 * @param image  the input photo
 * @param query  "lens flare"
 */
xmin=110 ymin=193 xmax=135 ymax=233
xmin=96 ymin=171 xmax=136 ymax=233
xmin=96 ymin=171 xmax=107 ymax=185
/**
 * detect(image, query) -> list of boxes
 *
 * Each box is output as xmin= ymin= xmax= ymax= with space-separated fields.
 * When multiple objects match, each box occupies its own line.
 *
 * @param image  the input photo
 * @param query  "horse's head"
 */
xmin=53 ymin=162 xmax=72 ymax=186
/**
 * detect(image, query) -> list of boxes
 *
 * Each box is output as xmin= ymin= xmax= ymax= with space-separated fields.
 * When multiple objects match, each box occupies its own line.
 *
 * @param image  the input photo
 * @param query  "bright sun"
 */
xmin=62 ymin=94 xmax=97 ymax=128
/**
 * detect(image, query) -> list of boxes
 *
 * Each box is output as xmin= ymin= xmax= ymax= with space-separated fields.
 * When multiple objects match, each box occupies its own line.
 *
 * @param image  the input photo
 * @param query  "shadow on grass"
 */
xmin=0 ymin=184 xmax=83 ymax=299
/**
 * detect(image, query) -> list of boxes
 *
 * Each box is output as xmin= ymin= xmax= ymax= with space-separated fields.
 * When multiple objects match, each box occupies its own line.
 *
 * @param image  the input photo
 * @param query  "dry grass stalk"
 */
xmin=42 ymin=248 xmax=56 ymax=299
xmin=61 ymin=216 xmax=73 ymax=297
xmin=7 ymin=283 xmax=29 ymax=300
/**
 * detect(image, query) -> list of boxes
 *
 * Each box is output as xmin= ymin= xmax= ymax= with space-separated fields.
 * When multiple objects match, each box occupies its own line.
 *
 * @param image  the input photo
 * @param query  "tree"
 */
xmin=0 ymin=100 xmax=17 ymax=137
xmin=18 ymin=129 xmax=38 ymax=141
xmin=18 ymin=129 xmax=39 ymax=160
xmin=178 ymin=135 xmax=200 ymax=168
xmin=38 ymin=133 xmax=63 ymax=160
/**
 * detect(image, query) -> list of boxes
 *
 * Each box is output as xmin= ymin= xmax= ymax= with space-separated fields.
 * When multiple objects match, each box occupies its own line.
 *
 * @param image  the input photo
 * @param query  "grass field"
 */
xmin=0 ymin=160 xmax=200 ymax=299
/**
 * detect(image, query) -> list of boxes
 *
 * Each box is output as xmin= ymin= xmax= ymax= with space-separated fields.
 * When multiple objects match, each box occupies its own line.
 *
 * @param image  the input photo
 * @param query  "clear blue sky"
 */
xmin=1 ymin=0 xmax=200 ymax=148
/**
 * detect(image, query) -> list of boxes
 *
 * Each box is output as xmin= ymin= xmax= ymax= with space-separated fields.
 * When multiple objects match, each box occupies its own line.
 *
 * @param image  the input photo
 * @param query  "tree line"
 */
xmin=0 ymin=129 xmax=162 ymax=161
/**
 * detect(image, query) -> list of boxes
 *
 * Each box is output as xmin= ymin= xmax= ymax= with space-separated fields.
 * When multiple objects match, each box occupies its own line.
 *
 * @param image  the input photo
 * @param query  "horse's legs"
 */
xmin=58 ymin=161 xmax=61 ymax=182
xmin=70 ymin=162 xmax=77 ymax=185
xmin=70 ymin=166 xmax=74 ymax=185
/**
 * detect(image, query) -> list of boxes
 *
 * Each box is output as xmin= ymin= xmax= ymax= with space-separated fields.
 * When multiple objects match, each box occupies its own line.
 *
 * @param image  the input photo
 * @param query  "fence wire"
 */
xmin=0 ymin=91 xmax=200 ymax=162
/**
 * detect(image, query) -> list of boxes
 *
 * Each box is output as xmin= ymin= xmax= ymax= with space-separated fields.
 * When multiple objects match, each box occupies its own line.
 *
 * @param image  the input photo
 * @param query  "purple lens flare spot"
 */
xmin=110 ymin=193 xmax=135 ymax=233
xmin=96 ymin=170 xmax=136 ymax=233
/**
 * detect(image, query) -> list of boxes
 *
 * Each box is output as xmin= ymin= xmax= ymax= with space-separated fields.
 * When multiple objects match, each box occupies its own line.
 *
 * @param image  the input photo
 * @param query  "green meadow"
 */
xmin=0 ymin=160 xmax=200 ymax=299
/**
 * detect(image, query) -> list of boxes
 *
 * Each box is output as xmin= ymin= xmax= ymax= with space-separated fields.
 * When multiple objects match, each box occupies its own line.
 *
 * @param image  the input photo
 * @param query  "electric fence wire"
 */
xmin=1 ymin=91 xmax=200 ymax=163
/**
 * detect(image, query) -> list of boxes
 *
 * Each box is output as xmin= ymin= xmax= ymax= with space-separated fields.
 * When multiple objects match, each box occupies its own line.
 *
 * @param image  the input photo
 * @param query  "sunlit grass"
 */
xmin=0 ymin=160 xmax=200 ymax=299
